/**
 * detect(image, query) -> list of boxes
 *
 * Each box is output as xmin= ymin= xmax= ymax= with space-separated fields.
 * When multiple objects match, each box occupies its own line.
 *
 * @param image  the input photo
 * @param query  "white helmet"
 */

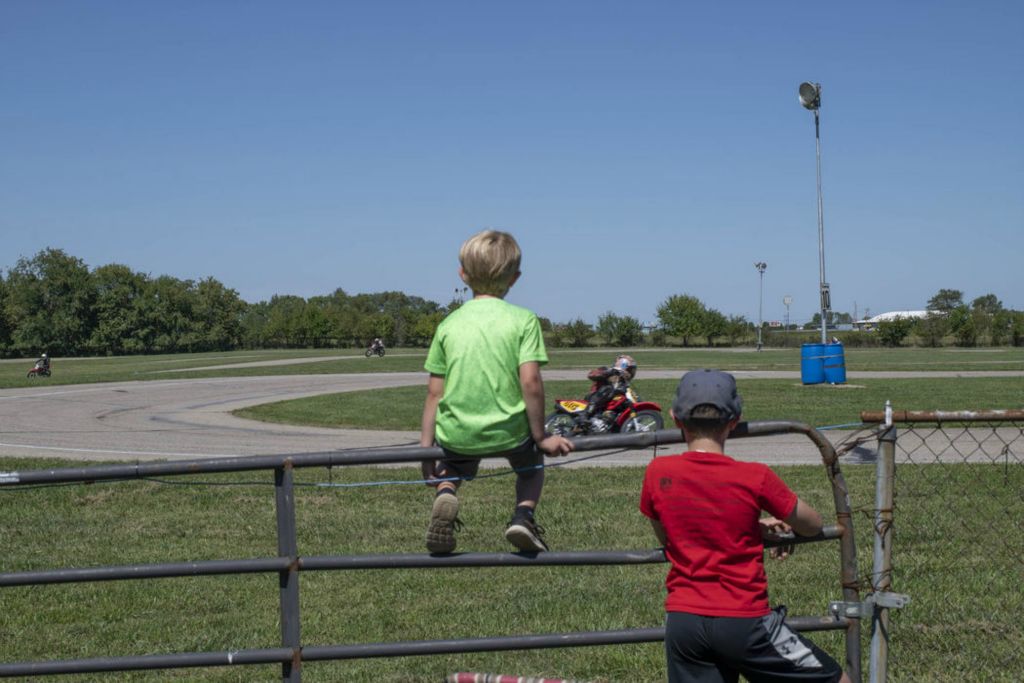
xmin=613 ymin=354 xmax=637 ymax=380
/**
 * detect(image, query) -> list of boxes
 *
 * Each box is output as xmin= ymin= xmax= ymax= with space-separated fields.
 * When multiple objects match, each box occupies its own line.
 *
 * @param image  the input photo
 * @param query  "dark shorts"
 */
xmin=665 ymin=607 xmax=844 ymax=683
xmin=434 ymin=438 xmax=543 ymax=481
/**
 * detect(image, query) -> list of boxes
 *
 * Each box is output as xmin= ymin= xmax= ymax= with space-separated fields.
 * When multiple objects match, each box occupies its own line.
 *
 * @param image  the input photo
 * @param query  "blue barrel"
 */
xmin=801 ymin=343 xmax=825 ymax=385
xmin=823 ymin=342 xmax=847 ymax=384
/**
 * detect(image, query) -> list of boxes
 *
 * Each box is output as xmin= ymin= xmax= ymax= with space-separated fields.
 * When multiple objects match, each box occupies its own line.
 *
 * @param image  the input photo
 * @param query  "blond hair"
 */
xmin=459 ymin=230 xmax=522 ymax=296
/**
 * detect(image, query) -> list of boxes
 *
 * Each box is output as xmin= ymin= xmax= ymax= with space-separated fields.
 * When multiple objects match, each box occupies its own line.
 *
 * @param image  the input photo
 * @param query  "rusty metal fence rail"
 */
xmin=860 ymin=408 xmax=1024 ymax=682
xmin=1 ymin=423 xmax=862 ymax=681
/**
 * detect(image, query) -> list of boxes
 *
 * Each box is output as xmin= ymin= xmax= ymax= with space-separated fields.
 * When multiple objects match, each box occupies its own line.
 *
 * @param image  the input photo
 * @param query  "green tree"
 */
xmin=596 ymin=312 xmax=644 ymax=346
xmin=355 ymin=312 xmax=395 ymax=344
xmin=88 ymin=263 xmax=148 ymax=355
xmin=990 ymin=309 xmax=1013 ymax=346
xmin=315 ymin=289 xmax=359 ymax=346
xmin=5 ymin=248 xmax=96 ymax=355
xmin=239 ymin=301 xmax=271 ymax=348
xmin=916 ymin=313 xmax=949 ymax=348
xmin=877 ymin=318 xmax=914 ymax=347
xmin=971 ymin=293 xmax=1002 ymax=316
xmin=948 ymin=305 xmax=977 ymax=347
xmin=725 ymin=315 xmax=749 ymax=345
xmin=350 ymin=291 xmax=442 ymax=347
xmin=144 ymin=276 xmax=198 ymax=352
xmin=596 ymin=312 xmax=621 ymax=345
xmin=189 ymin=277 xmax=245 ymax=351
xmin=657 ymin=294 xmax=706 ymax=346
xmin=300 ymin=305 xmax=332 ymax=346
xmin=410 ymin=311 xmax=445 ymax=346
xmin=560 ymin=318 xmax=593 ymax=347
xmin=969 ymin=293 xmax=1003 ymax=343
xmin=927 ymin=288 xmax=964 ymax=313
xmin=701 ymin=308 xmax=727 ymax=347
xmin=0 ymin=275 xmax=11 ymax=355
xmin=1011 ymin=312 xmax=1024 ymax=347
xmin=263 ymin=295 xmax=307 ymax=347
xmin=612 ymin=315 xmax=644 ymax=346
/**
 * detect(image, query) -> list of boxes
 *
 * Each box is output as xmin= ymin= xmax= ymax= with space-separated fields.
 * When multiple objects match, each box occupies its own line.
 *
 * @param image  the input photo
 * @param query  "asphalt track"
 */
xmin=1 ymin=369 xmax=1020 ymax=468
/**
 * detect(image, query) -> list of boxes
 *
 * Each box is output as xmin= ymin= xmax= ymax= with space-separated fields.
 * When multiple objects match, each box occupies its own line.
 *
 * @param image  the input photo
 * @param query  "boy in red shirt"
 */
xmin=641 ymin=369 xmax=849 ymax=683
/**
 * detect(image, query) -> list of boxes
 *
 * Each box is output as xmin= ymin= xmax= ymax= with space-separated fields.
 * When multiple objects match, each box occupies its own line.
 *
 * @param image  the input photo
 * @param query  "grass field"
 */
xmin=2 ymin=346 xmax=1023 ymax=389
xmin=3 ymin=347 xmax=1022 ymax=680
xmin=1 ymin=458 xmax=1020 ymax=682
xmin=236 ymin=376 xmax=1024 ymax=432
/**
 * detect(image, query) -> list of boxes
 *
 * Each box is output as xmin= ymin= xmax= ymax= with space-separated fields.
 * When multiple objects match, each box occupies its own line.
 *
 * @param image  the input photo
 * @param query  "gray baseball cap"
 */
xmin=672 ymin=369 xmax=743 ymax=421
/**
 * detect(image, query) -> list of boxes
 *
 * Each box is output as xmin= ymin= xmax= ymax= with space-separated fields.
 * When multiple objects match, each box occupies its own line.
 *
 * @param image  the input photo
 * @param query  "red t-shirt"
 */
xmin=640 ymin=451 xmax=798 ymax=617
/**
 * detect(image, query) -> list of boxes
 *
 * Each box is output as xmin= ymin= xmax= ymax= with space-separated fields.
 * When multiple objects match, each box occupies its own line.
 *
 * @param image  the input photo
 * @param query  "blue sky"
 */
xmin=2 ymin=1 xmax=1021 ymax=326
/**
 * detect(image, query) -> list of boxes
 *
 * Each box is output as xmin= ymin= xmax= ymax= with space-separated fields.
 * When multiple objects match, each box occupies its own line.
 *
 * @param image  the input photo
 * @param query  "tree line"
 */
xmin=1 ymin=249 xmax=1020 ymax=357
xmin=871 ymin=289 xmax=1024 ymax=348
xmin=0 ymin=248 xmax=445 ymax=357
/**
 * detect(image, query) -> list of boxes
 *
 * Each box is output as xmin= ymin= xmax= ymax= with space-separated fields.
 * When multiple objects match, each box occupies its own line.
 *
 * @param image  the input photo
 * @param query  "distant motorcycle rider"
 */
xmin=35 ymin=353 xmax=50 ymax=371
xmin=370 ymin=337 xmax=385 ymax=352
xmin=583 ymin=354 xmax=638 ymax=429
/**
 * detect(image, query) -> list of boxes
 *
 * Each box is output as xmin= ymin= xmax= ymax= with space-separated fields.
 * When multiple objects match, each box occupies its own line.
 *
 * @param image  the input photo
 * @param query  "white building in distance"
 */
xmin=854 ymin=310 xmax=936 ymax=331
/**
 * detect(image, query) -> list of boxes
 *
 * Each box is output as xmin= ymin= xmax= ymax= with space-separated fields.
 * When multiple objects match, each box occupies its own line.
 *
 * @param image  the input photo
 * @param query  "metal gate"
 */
xmin=1 ymin=422 xmax=861 ymax=680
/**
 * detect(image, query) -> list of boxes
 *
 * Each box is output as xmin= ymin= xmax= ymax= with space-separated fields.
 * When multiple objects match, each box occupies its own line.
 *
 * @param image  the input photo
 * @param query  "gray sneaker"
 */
xmin=426 ymin=492 xmax=462 ymax=554
xmin=504 ymin=511 xmax=549 ymax=552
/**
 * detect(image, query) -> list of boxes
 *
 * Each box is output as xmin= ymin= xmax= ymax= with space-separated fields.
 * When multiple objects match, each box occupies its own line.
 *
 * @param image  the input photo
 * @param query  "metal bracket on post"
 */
xmin=829 ymin=592 xmax=910 ymax=620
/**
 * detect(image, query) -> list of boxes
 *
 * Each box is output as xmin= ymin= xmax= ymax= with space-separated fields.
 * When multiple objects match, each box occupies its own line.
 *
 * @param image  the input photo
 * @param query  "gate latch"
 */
xmin=829 ymin=592 xmax=910 ymax=619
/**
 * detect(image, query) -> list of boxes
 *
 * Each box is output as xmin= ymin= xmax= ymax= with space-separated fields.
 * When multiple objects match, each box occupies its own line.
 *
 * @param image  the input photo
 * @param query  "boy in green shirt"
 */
xmin=420 ymin=230 xmax=574 ymax=554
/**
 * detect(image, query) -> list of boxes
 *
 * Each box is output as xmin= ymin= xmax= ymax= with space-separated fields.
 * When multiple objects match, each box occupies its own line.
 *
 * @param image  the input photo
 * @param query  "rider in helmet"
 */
xmin=583 ymin=354 xmax=638 ymax=428
xmin=36 ymin=352 xmax=50 ymax=370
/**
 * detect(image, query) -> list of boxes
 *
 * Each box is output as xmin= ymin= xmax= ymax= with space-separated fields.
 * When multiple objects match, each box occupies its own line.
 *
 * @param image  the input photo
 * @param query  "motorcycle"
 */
xmin=27 ymin=362 xmax=52 ymax=378
xmin=545 ymin=384 xmax=663 ymax=435
xmin=365 ymin=345 xmax=385 ymax=358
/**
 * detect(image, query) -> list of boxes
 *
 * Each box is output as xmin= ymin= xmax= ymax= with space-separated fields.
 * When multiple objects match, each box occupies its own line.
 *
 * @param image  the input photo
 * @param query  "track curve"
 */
xmin=4 ymin=368 xmax=1016 ymax=466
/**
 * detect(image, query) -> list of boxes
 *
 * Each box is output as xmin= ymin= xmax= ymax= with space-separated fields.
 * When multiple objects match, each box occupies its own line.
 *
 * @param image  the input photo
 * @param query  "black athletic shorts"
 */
xmin=665 ymin=607 xmax=844 ymax=683
xmin=435 ymin=438 xmax=543 ymax=481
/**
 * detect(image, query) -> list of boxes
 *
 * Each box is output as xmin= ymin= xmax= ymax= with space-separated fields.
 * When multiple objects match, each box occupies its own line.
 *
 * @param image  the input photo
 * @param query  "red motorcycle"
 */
xmin=545 ymin=385 xmax=663 ymax=436
xmin=27 ymin=361 xmax=52 ymax=378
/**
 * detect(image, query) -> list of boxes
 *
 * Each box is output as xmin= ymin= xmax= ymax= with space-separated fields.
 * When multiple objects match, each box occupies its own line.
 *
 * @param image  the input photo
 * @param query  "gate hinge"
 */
xmin=829 ymin=592 xmax=910 ymax=619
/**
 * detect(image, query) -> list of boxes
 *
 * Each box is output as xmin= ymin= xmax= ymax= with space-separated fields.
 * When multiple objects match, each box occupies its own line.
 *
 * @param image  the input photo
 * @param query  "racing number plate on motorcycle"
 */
xmin=557 ymin=400 xmax=588 ymax=413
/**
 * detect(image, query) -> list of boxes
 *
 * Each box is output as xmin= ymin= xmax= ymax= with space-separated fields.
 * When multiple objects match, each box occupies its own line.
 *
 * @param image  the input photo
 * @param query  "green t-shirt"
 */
xmin=424 ymin=297 xmax=548 ymax=455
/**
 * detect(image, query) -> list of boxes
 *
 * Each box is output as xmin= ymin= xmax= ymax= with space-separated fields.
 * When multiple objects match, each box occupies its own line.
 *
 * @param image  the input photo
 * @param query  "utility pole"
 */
xmin=755 ymin=262 xmax=767 ymax=351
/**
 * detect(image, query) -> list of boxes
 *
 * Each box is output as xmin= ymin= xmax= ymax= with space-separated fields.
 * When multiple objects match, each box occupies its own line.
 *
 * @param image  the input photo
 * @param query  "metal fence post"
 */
xmin=869 ymin=423 xmax=897 ymax=682
xmin=275 ymin=462 xmax=301 ymax=682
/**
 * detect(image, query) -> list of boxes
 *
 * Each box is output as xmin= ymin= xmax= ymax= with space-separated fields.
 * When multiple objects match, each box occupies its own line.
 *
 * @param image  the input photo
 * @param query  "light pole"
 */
xmin=755 ymin=262 xmax=767 ymax=351
xmin=799 ymin=81 xmax=830 ymax=344
xmin=783 ymin=295 xmax=792 ymax=330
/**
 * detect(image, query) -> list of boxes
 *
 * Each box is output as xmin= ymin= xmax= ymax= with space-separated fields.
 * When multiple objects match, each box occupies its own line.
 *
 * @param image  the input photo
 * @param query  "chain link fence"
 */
xmin=858 ymin=409 xmax=1024 ymax=682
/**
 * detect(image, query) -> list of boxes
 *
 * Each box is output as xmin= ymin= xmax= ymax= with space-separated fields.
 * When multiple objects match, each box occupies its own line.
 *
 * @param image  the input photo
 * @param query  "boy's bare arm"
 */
xmin=519 ymin=361 xmax=574 ymax=456
xmin=783 ymin=497 xmax=824 ymax=537
xmin=419 ymin=374 xmax=445 ymax=482
xmin=419 ymin=374 xmax=445 ymax=447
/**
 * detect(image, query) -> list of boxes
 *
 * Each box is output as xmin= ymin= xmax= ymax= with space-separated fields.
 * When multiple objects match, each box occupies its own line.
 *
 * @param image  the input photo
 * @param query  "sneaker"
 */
xmin=504 ymin=511 xmax=549 ymax=552
xmin=426 ymin=492 xmax=462 ymax=554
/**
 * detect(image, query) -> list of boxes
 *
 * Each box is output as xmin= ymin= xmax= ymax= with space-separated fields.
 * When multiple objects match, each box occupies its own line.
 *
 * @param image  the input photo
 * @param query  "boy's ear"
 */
xmin=509 ymin=270 xmax=521 ymax=288
xmin=670 ymin=408 xmax=684 ymax=428
xmin=458 ymin=267 xmax=469 ymax=284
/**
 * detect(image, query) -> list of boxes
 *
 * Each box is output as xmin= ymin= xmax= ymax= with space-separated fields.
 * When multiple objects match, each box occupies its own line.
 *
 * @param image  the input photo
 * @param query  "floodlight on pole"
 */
xmin=755 ymin=262 xmax=767 ymax=351
xmin=799 ymin=82 xmax=820 ymax=110
xmin=798 ymin=81 xmax=830 ymax=344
